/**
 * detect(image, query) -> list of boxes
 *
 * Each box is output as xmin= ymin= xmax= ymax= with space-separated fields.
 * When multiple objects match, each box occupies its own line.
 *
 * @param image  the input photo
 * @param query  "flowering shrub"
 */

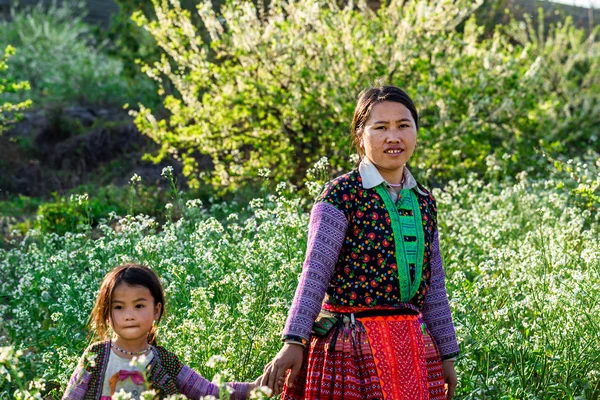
xmin=0 ymin=45 xmax=31 ymax=133
xmin=1 ymin=160 xmax=599 ymax=398
xmin=130 ymin=0 xmax=599 ymax=190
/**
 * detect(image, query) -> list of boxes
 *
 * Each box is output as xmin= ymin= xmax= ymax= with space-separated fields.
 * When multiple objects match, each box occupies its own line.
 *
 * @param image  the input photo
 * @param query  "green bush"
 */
xmin=35 ymin=194 xmax=94 ymax=236
xmin=131 ymin=0 xmax=599 ymax=191
xmin=32 ymin=183 xmax=174 ymax=236
xmin=0 ymin=1 xmax=158 ymax=108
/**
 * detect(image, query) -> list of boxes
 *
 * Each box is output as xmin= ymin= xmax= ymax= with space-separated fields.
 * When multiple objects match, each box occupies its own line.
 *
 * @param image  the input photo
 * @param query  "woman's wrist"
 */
xmin=282 ymin=334 xmax=308 ymax=348
xmin=284 ymin=340 xmax=306 ymax=348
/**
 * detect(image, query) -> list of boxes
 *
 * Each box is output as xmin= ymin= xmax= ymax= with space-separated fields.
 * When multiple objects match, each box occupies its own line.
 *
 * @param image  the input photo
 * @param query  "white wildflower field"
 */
xmin=1 ymin=165 xmax=599 ymax=399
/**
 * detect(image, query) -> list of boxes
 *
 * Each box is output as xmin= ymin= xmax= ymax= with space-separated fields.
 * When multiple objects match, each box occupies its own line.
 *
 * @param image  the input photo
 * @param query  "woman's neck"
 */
xmin=379 ymin=166 xmax=405 ymax=186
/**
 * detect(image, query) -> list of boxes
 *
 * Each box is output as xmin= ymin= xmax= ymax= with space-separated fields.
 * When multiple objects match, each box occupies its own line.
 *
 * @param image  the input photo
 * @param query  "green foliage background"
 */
xmin=131 ymin=0 xmax=599 ymax=191
xmin=0 ymin=2 xmax=158 ymax=108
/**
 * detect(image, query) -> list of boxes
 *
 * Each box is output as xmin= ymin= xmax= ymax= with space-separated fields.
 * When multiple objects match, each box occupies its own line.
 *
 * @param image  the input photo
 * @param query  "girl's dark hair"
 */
xmin=89 ymin=263 xmax=165 ymax=346
xmin=351 ymin=85 xmax=419 ymax=160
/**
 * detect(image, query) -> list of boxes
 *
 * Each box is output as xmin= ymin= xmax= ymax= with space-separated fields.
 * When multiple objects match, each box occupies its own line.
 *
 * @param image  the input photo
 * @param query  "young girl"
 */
xmin=63 ymin=263 xmax=260 ymax=400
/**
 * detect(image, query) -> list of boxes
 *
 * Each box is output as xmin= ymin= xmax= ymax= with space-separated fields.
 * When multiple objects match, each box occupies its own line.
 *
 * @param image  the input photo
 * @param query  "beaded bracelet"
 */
xmin=282 ymin=335 xmax=308 ymax=347
xmin=284 ymin=340 xmax=306 ymax=348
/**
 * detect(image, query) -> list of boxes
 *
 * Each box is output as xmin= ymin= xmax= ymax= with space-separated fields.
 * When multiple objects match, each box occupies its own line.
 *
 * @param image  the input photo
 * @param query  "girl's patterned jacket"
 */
xmin=62 ymin=341 xmax=249 ymax=400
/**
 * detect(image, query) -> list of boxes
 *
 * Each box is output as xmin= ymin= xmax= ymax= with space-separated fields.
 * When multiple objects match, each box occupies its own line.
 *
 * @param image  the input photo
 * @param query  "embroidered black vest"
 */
xmin=316 ymin=170 xmax=437 ymax=310
xmin=78 ymin=341 xmax=183 ymax=399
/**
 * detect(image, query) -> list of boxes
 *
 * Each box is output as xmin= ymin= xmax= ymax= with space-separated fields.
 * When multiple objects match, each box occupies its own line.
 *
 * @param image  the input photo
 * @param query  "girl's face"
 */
xmin=109 ymin=283 xmax=161 ymax=343
xmin=360 ymin=101 xmax=417 ymax=178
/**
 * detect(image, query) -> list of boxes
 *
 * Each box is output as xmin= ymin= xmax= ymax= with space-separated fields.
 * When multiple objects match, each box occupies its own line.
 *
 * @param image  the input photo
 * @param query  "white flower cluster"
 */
xmin=1 ymin=160 xmax=599 ymax=398
xmin=130 ymin=173 xmax=142 ymax=184
xmin=69 ymin=193 xmax=89 ymax=205
xmin=161 ymin=166 xmax=174 ymax=178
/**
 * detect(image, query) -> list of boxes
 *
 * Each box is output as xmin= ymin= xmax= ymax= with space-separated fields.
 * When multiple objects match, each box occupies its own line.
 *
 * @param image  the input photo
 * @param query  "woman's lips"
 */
xmin=384 ymin=149 xmax=404 ymax=154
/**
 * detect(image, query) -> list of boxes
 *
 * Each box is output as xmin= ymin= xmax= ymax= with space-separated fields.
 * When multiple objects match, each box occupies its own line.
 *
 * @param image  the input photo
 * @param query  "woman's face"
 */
xmin=360 ymin=101 xmax=417 ymax=178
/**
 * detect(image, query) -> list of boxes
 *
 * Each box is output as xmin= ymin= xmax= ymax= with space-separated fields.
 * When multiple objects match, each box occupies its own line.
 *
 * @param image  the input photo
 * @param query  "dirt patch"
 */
xmin=0 ymin=105 xmax=203 ymax=199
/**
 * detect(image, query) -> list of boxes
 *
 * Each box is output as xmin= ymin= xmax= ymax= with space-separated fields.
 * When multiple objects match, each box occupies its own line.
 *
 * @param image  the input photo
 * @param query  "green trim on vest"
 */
xmin=375 ymin=185 xmax=424 ymax=302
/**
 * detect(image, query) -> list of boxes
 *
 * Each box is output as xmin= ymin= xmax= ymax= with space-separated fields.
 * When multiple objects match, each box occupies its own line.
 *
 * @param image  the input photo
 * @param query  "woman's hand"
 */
xmin=442 ymin=360 xmax=457 ymax=399
xmin=260 ymin=343 xmax=304 ymax=396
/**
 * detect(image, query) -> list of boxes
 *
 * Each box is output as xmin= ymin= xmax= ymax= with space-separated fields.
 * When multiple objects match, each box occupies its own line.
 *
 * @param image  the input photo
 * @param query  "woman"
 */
xmin=261 ymin=86 xmax=459 ymax=400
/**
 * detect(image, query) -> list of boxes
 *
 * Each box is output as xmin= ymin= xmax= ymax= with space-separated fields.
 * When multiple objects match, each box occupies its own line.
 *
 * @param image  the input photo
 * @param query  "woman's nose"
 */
xmin=387 ymin=135 xmax=401 ymax=143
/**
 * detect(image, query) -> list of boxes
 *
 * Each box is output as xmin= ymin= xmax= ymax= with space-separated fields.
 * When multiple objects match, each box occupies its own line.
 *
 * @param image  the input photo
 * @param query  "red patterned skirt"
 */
xmin=281 ymin=313 xmax=446 ymax=400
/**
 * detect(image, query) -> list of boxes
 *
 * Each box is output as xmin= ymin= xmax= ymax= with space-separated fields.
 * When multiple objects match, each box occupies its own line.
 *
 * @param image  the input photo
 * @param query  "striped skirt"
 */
xmin=281 ymin=313 xmax=446 ymax=400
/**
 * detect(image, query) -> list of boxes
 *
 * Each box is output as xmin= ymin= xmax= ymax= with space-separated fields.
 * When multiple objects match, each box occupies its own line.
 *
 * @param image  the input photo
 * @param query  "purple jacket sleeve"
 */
xmin=62 ymin=364 xmax=91 ymax=400
xmin=282 ymin=202 xmax=348 ymax=341
xmin=177 ymin=365 xmax=250 ymax=400
xmin=421 ymin=229 xmax=460 ymax=359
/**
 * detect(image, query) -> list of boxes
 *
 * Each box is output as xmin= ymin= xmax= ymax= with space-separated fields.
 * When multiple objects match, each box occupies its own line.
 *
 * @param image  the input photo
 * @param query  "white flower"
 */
xmin=227 ymin=213 xmax=238 ymax=221
xmin=140 ymin=390 xmax=158 ymax=400
xmin=129 ymin=354 xmax=148 ymax=367
xmin=50 ymin=312 xmax=63 ymax=322
xmin=250 ymin=386 xmax=273 ymax=399
xmin=161 ymin=166 xmax=174 ymax=178
xmin=305 ymin=181 xmax=323 ymax=198
xmin=130 ymin=173 xmax=142 ymax=183
xmin=165 ymin=203 xmax=173 ymax=210
xmin=185 ymin=199 xmax=203 ymax=208
xmin=276 ymin=182 xmax=287 ymax=194
xmin=258 ymin=168 xmax=271 ymax=178
xmin=69 ymin=194 xmax=89 ymax=205
xmin=206 ymin=354 xmax=227 ymax=368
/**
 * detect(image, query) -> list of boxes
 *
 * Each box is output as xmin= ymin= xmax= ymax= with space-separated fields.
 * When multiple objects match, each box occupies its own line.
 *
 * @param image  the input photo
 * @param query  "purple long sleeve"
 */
xmin=421 ymin=229 xmax=460 ymax=359
xmin=62 ymin=364 xmax=91 ymax=400
xmin=282 ymin=202 xmax=348 ymax=341
xmin=177 ymin=365 xmax=249 ymax=400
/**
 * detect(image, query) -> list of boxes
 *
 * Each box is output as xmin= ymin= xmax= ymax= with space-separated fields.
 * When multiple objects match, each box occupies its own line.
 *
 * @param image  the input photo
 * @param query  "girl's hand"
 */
xmin=442 ymin=360 xmax=457 ymax=399
xmin=248 ymin=375 xmax=261 ymax=393
xmin=260 ymin=343 xmax=304 ymax=396
xmin=249 ymin=374 xmax=282 ymax=398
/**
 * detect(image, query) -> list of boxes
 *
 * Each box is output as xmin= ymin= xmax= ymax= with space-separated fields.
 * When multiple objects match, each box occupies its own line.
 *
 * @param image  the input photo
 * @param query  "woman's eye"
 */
xmin=400 ymin=124 xmax=410 ymax=128
xmin=136 ymin=304 xmax=145 ymax=308
xmin=375 ymin=126 xmax=386 ymax=130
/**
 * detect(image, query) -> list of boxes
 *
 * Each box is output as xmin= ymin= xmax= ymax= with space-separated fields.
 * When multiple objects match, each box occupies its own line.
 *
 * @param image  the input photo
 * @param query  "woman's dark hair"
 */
xmin=89 ymin=263 xmax=165 ymax=345
xmin=351 ymin=85 xmax=419 ymax=160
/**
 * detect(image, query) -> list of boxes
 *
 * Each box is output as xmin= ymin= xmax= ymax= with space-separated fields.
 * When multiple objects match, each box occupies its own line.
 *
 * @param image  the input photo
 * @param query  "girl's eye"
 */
xmin=375 ymin=126 xmax=386 ymax=130
xmin=136 ymin=304 xmax=145 ymax=308
xmin=114 ymin=305 xmax=122 ymax=310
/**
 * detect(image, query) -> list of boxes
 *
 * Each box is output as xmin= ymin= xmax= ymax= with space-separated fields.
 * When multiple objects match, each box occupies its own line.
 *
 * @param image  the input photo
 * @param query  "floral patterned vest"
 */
xmin=80 ymin=341 xmax=183 ymax=399
xmin=317 ymin=170 xmax=437 ymax=310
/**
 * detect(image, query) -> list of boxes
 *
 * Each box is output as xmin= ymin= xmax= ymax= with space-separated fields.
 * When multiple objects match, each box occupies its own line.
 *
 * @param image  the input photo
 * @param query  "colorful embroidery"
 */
xmin=316 ymin=171 xmax=436 ymax=309
xmin=282 ymin=314 xmax=447 ymax=400
xmin=375 ymin=186 xmax=424 ymax=302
